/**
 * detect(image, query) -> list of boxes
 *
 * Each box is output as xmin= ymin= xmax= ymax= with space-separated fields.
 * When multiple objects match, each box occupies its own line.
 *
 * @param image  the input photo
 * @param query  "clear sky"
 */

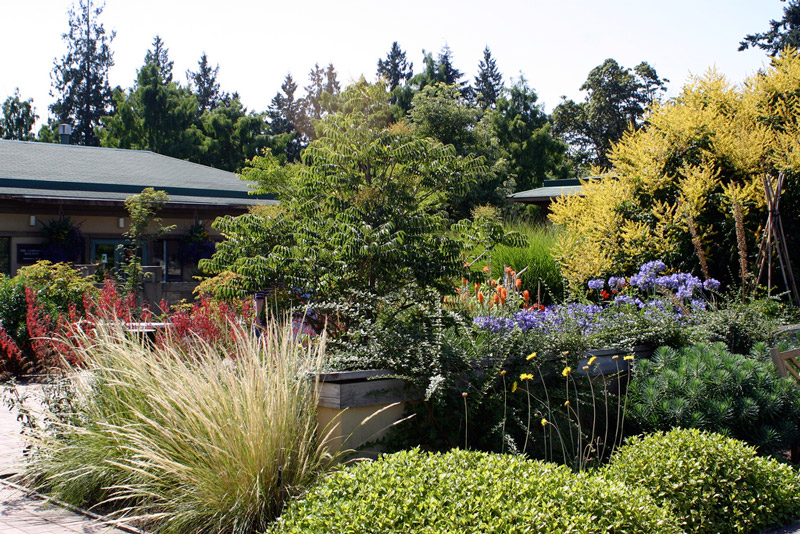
xmin=0 ymin=0 xmax=788 ymax=128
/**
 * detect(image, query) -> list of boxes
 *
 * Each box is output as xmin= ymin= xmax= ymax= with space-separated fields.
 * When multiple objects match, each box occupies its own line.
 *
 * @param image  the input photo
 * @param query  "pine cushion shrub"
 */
xmin=604 ymin=428 xmax=800 ymax=534
xmin=626 ymin=343 xmax=800 ymax=455
xmin=270 ymin=448 xmax=682 ymax=534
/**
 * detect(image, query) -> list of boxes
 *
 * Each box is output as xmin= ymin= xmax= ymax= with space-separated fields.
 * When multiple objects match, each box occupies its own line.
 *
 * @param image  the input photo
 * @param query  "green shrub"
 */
xmin=626 ymin=343 xmax=800 ymax=455
xmin=691 ymin=297 xmax=786 ymax=354
xmin=271 ymin=448 xmax=681 ymax=534
xmin=0 ymin=261 xmax=97 ymax=376
xmin=604 ymin=428 xmax=800 ymax=534
xmin=23 ymin=318 xmax=331 ymax=533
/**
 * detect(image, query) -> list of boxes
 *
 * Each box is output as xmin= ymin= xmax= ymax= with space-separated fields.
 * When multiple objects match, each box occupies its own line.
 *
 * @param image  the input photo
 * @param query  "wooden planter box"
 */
xmin=314 ymin=369 xmax=414 ymax=456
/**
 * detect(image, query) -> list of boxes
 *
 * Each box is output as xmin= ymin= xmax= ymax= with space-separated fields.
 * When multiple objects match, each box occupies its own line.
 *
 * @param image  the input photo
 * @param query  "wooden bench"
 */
xmin=770 ymin=347 xmax=800 ymax=383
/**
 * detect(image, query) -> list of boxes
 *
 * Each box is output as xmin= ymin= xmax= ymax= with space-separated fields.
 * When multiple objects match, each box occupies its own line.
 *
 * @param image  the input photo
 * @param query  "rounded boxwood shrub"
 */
xmin=604 ymin=428 xmax=800 ymax=534
xmin=626 ymin=343 xmax=800 ymax=455
xmin=270 ymin=448 xmax=682 ymax=534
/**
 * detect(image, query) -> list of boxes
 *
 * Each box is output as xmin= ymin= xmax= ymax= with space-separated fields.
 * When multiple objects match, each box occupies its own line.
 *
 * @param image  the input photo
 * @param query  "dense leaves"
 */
xmin=270 ymin=449 xmax=682 ymax=534
xmin=605 ymin=428 xmax=800 ymax=534
xmin=627 ymin=343 xmax=800 ymax=455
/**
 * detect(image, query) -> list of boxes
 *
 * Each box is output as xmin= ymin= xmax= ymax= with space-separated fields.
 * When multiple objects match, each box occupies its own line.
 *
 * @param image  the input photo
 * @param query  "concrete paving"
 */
xmin=0 ymin=384 xmax=135 ymax=534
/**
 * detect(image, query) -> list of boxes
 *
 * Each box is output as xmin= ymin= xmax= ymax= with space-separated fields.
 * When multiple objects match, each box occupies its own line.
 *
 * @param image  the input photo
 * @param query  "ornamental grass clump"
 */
xmin=269 ymin=448 xmax=682 ymax=534
xmin=604 ymin=428 xmax=800 ymax=534
xmin=24 ymin=318 xmax=331 ymax=534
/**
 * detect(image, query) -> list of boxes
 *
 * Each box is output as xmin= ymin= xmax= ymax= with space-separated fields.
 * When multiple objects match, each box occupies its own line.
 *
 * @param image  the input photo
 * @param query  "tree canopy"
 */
xmin=49 ymin=0 xmax=115 ymax=146
xmin=552 ymin=59 xmax=668 ymax=170
xmin=202 ymin=82 xmax=485 ymax=307
xmin=740 ymin=0 xmax=800 ymax=56
xmin=1 ymin=89 xmax=38 ymax=141
xmin=550 ymin=51 xmax=800 ymax=289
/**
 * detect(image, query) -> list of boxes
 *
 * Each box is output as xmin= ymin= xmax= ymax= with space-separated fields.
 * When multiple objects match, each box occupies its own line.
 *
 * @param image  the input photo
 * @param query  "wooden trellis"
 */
xmin=753 ymin=172 xmax=799 ymax=305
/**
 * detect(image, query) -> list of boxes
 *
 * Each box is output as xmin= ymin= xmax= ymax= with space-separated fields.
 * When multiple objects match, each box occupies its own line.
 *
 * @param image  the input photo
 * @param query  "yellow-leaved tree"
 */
xmin=550 ymin=50 xmax=800 ymax=290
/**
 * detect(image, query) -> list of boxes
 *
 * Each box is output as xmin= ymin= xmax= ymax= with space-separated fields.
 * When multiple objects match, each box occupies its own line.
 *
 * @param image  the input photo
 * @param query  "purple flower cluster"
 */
xmin=587 ymin=278 xmax=605 ymax=290
xmin=472 ymin=261 xmax=724 ymax=337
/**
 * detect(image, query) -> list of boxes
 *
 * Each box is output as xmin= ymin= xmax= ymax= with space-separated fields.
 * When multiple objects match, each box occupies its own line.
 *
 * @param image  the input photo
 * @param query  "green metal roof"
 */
xmin=507 ymin=177 xmax=600 ymax=204
xmin=0 ymin=140 xmax=276 ymax=207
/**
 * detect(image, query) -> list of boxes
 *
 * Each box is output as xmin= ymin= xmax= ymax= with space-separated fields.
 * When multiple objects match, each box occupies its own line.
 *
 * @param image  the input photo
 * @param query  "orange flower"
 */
xmin=483 ymin=265 xmax=490 ymax=273
xmin=515 ymin=278 xmax=522 ymax=289
xmin=474 ymin=282 xmax=481 ymax=292
xmin=490 ymin=280 xmax=497 ymax=287
xmin=462 ymin=278 xmax=468 ymax=285
xmin=493 ymin=293 xmax=500 ymax=305
xmin=456 ymin=287 xmax=461 ymax=294
xmin=505 ymin=266 xmax=513 ymax=274
xmin=523 ymin=290 xmax=530 ymax=302
xmin=477 ymin=291 xmax=485 ymax=304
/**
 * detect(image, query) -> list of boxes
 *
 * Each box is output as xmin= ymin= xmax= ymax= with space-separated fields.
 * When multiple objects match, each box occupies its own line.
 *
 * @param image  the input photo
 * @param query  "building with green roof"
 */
xmin=0 ymin=139 xmax=275 ymax=277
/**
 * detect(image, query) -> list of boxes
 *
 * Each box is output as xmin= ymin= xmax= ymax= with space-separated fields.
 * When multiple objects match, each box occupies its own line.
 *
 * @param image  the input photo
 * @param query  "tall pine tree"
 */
xmin=474 ymin=46 xmax=503 ymax=109
xmin=50 ymin=0 xmax=115 ymax=146
xmin=267 ymin=73 xmax=305 ymax=162
xmin=376 ymin=42 xmax=413 ymax=91
xmin=144 ymin=35 xmax=173 ymax=84
xmin=188 ymin=52 xmax=228 ymax=114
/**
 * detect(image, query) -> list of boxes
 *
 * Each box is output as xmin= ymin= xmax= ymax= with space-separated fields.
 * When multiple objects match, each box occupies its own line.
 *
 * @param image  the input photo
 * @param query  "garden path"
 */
xmin=0 ymin=384 xmax=136 ymax=534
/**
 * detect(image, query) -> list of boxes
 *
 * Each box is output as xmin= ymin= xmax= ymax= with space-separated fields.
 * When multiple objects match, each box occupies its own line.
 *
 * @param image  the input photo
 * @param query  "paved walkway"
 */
xmin=0 ymin=384 xmax=135 ymax=534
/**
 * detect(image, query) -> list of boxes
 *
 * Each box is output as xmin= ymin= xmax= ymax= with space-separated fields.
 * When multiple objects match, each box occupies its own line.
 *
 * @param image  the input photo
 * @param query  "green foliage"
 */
xmin=50 ymin=0 xmax=115 ymax=146
xmin=377 ymin=41 xmax=413 ymax=92
xmin=408 ymin=82 xmax=508 ymax=218
xmin=473 ymin=46 xmax=503 ymax=109
xmin=605 ymin=428 xmax=800 ymax=534
xmin=24 ymin=319 xmax=331 ymax=533
xmin=552 ymin=58 xmax=667 ymax=169
xmin=0 ymin=261 xmax=96 ymax=374
xmin=270 ymin=448 xmax=682 ymax=534
xmin=203 ymin=82 xmax=484 ymax=306
xmin=627 ymin=343 xmax=800 ymax=456
xmin=100 ymin=61 xmax=202 ymax=158
xmin=121 ymin=188 xmax=174 ymax=293
xmin=489 ymin=223 xmax=564 ymax=304
xmin=550 ymin=51 xmax=800 ymax=288
xmin=490 ymin=78 xmax=572 ymax=192
xmin=740 ymin=0 xmax=800 ymax=56
xmin=1 ymin=88 xmax=38 ymax=141
xmin=691 ymin=296 xmax=786 ymax=354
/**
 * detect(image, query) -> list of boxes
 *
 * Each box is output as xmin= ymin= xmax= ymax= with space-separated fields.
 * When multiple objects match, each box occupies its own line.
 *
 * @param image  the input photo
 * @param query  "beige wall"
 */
xmin=0 ymin=211 xmax=224 ymax=276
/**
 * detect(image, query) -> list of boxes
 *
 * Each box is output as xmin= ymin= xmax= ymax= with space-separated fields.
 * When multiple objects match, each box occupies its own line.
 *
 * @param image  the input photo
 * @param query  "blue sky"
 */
xmin=1 ymin=0 xmax=787 ymax=127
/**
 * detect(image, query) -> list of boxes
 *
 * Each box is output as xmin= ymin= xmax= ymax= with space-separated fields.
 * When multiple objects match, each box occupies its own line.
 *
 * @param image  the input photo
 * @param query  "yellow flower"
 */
xmin=582 ymin=365 xmax=589 ymax=370
xmin=562 ymin=366 xmax=572 ymax=377
xmin=624 ymin=355 xmax=635 ymax=361
xmin=612 ymin=355 xmax=619 ymax=360
xmin=541 ymin=418 xmax=548 ymax=427
xmin=520 ymin=373 xmax=534 ymax=381
xmin=512 ymin=381 xmax=518 ymax=393
xmin=462 ymin=392 xmax=468 ymax=397
xmin=588 ymin=356 xmax=598 ymax=365
xmin=562 ymin=351 xmax=570 ymax=356
xmin=526 ymin=352 xmax=537 ymax=361
xmin=500 ymin=369 xmax=507 ymax=376
xmin=563 ymin=400 xmax=570 ymax=406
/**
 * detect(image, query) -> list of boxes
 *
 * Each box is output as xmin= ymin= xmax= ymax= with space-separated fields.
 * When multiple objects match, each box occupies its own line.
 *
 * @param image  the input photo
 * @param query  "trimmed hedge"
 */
xmin=270 ymin=448 xmax=682 ymax=534
xmin=604 ymin=428 xmax=800 ymax=534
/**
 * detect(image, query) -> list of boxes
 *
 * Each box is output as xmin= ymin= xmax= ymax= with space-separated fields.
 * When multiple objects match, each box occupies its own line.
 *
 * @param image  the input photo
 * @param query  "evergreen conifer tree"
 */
xmin=376 ymin=41 xmax=413 ymax=91
xmin=474 ymin=46 xmax=503 ymax=109
xmin=49 ymin=0 xmax=115 ymax=146
xmin=188 ymin=52 xmax=227 ymax=114
xmin=144 ymin=35 xmax=173 ymax=84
